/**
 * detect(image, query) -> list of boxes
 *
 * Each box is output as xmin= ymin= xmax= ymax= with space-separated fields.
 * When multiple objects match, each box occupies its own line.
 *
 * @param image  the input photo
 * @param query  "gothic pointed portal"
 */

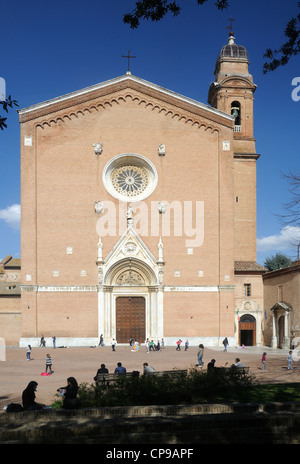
xmin=97 ymin=222 xmax=164 ymax=344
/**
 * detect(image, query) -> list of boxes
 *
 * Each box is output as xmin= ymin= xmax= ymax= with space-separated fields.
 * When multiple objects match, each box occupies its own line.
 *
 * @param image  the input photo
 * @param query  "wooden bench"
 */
xmin=95 ymin=371 xmax=140 ymax=385
xmin=153 ymin=369 xmax=188 ymax=377
xmin=214 ymin=366 xmax=250 ymax=375
xmin=95 ymin=369 xmax=188 ymax=384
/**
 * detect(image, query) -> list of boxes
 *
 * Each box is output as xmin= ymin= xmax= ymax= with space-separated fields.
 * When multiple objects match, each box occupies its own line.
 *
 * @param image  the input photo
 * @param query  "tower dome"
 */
xmin=214 ymin=31 xmax=249 ymax=76
xmin=218 ymin=31 xmax=248 ymax=60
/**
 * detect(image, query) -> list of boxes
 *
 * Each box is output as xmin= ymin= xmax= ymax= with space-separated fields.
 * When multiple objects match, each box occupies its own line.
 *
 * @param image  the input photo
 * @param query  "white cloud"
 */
xmin=257 ymin=226 xmax=300 ymax=252
xmin=0 ymin=204 xmax=21 ymax=230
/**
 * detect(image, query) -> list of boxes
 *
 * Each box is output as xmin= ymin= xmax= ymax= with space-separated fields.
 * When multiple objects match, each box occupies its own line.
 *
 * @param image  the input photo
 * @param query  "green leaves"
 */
xmin=123 ymin=0 xmax=231 ymax=28
xmin=263 ymin=6 xmax=300 ymax=73
xmin=0 ymin=95 xmax=18 ymax=131
xmin=123 ymin=0 xmax=300 ymax=73
xmin=123 ymin=0 xmax=181 ymax=28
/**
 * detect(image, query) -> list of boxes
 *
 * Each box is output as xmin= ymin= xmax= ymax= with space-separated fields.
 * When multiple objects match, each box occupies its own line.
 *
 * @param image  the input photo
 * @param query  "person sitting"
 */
xmin=143 ymin=362 xmax=156 ymax=375
xmin=114 ymin=362 xmax=126 ymax=375
xmin=57 ymin=377 xmax=79 ymax=409
xmin=207 ymin=359 xmax=216 ymax=371
xmin=22 ymin=381 xmax=46 ymax=410
xmin=94 ymin=363 xmax=108 ymax=381
xmin=233 ymin=357 xmax=244 ymax=368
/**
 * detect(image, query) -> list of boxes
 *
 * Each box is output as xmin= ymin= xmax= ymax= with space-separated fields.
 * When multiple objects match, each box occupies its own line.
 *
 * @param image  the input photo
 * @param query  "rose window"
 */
xmin=103 ymin=154 xmax=158 ymax=202
xmin=111 ymin=165 xmax=148 ymax=197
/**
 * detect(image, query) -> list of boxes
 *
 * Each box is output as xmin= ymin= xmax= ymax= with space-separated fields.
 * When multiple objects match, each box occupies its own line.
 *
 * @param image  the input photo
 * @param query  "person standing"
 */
xmin=145 ymin=338 xmax=150 ymax=353
xmin=52 ymin=336 xmax=56 ymax=349
xmin=45 ymin=353 xmax=53 ymax=374
xmin=222 ymin=337 xmax=229 ymax=352
xmin=184 ymin=340 xmax=189 ymax=351
xmin=261 ymin=352 xmax=267 ymax=370
xmin=26 ymin=345 xmax=31 ymax=361
xmin=176 ymin=339 xmax=182 ymax=351
xmin=197 ymin=344 xmax=204 ymax=367
xmin=287 ymin=350 xmax=293 ymax=370
xmin=111 ymin=338 xmax=116 ymax=351
xmin=98 ymin=334 xmax=104 ymax=346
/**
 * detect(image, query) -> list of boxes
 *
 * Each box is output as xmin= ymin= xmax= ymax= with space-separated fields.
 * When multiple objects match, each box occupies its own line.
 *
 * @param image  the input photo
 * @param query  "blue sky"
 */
xmin=0 ymin=0 xmax=299 ymax=266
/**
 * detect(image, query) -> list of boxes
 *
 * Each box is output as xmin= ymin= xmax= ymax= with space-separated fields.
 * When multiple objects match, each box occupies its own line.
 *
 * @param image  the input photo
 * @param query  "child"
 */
xmin=287 ymin=350 xmax=293 ymax=370
xmin=26 ymin=345 xmax=31 ymax=361
xmin=45 ymin=353 xmax=53 ymax=374
xmin=261 ymin=352 xmax=267 ymax=370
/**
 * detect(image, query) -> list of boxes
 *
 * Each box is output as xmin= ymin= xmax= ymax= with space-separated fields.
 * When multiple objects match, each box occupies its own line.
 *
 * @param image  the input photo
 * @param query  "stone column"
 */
xmin=271 ymin=311 xmax=278 ymax=348
xmin=282 ymin=311 xmax=290 ymax=349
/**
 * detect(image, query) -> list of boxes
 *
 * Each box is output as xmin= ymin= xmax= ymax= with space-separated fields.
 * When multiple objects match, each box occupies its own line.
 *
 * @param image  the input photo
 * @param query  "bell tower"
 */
xmin=208 ymin=31 xmax=260 ymax=262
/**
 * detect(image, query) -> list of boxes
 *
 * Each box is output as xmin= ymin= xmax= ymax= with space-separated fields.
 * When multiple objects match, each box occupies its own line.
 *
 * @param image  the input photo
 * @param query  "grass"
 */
xmin=246 ymin=383 xmax=300 ymax=403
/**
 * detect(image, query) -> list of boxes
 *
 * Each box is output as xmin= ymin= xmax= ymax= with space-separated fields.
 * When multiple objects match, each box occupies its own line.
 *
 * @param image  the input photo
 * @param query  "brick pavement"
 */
xmin=0 ymin=344 xmax=298 ymax=409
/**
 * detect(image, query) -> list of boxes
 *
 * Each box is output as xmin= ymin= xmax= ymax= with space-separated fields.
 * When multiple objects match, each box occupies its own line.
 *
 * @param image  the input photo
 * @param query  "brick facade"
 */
xmin=18 ymin=33 xmax=265 ymax=347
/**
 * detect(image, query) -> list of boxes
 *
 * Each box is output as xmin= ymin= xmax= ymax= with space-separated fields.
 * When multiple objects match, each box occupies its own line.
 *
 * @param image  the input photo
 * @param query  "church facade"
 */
xmin=18 ymin=33 xmax=265 ymax=347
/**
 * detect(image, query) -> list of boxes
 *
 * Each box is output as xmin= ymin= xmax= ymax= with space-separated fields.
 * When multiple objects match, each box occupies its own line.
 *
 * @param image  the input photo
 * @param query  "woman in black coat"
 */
xmin=58 ymin=377 xmax=79 ymax=409
xmin=22 ymin=381 xmax=45 ymax=410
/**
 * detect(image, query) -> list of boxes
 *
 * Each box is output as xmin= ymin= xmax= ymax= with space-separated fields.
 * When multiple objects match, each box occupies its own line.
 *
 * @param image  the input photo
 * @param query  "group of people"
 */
xmin=39 ymin=336 xmax=57 ymax=348
xmin=146 ymin=338 xmax=164 ymax=352
xmin=98 ymin=335 xmax=167 ymax=353
xmin=94 ymin=361 xmax=156 ymax=379
xmin=21 ymin=377 xmax=79 ymax=411
xmin=176 ymin=339 xmax=189 ymax=351
xmin=26 ymin=348 xmax=54 ymax=374
xmin=20 ymin=343 xmax=298 ymax=414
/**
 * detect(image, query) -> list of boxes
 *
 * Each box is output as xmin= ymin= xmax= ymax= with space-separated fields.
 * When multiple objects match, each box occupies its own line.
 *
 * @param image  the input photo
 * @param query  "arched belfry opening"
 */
xmin=231 ymin=101 xmax=241 ymax=128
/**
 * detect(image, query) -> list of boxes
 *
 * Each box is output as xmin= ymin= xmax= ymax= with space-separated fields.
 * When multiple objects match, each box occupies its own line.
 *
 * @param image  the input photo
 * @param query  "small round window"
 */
xmin=103 ymin=154 xmax=157 ymax=202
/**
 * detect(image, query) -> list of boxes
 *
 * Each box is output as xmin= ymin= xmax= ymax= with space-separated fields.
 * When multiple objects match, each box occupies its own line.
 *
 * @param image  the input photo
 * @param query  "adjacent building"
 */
xmin=0 ymin=256 xmax=21 ymax=345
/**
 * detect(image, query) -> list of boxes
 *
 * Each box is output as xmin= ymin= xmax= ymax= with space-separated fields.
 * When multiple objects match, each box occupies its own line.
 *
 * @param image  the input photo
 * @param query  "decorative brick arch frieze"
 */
xmin=34 ymin=91 xmax=220 ymax=134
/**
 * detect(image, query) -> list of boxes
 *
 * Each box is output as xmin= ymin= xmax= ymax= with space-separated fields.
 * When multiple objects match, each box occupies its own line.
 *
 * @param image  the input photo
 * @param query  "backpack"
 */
xmin=6 ymin=403 xmax=24 ymax=412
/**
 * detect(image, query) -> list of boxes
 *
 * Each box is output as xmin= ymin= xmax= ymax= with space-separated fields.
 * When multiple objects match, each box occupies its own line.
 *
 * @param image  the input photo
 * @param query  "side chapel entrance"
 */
xmin=239 ymin=314 xmax=256 ymax=346
xmin=116 ymin=296 xmax=146 ymax=343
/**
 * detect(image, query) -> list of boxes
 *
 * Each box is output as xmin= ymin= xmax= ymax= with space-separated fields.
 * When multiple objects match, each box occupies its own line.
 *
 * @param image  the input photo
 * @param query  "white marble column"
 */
xmin=271 ymin=312 xmax=278 ymax=348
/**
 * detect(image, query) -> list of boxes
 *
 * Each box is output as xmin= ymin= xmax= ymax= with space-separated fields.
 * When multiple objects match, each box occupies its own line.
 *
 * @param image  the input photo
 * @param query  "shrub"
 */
xmin=62 ymin=369 xmax=255 ymax=409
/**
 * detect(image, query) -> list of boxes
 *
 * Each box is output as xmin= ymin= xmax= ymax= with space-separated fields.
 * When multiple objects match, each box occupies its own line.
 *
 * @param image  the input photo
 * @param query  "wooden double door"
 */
xmin=116 ymin=296 xmax=146 ymax=343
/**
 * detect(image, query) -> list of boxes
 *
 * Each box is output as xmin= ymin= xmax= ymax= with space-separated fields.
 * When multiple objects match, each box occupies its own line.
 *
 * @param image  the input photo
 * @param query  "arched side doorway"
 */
xmin=239 ymin=314 xmax=256 ymax=346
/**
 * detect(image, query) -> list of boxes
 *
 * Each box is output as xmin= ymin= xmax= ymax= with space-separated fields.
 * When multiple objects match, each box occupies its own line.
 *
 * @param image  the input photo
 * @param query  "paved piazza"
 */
xmin=0 ymin=344 xmax=298 ymax=409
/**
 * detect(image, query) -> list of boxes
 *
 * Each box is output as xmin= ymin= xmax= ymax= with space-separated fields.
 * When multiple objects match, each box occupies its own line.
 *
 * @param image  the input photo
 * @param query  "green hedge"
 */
xmin=54 ymin=368 xmax=257 ymax=409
